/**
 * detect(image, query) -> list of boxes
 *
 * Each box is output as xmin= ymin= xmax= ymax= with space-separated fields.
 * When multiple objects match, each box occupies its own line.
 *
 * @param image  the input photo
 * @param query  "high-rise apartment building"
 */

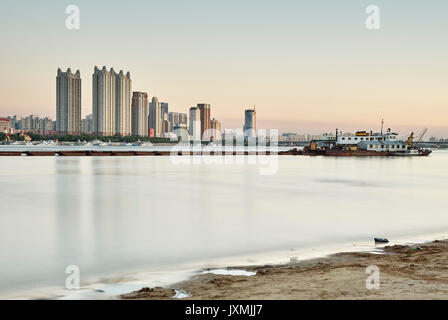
xmin=115 ymin=71 xmax=132 ymax=136
xmin=131 ymin=92 xmax=149 ymax=137
xmin=81 ymin=114 xmax=93 ymax=133
xmin=168 ymin=112 xmax=177 ymax=129
xmin=92 ymin=66 xmax=131 ymax=136
xmin=39 ymin=117 xmax=53 ymax=133
xmin=179 ymin=113 xmax=187 ymax=125
xmin=161 ymin=103 xmax=169 ymax=121
xmin=149 ymin=97 xmax=163 ymax=138
xmin=5 ymin=116 xmax=16 ymax=132
xmin=197 ymin=103 xmax=211 ymax=139
xmin=209 ymin=118 xmax=222 ymax=141
xmin=56 ymin=68 xmax=81 ymax=134
xmin=168 ymin=112 xmax=188 ymax=132
xmin=92 ymin=66 xmax=116 ymax=135
xmin=244 ymin=107 xmax=256 ymax=138
xmin=162 ymin=119 xmax=171 ymax=134
xmin=189 ymin=107 xmax=201 ymax=141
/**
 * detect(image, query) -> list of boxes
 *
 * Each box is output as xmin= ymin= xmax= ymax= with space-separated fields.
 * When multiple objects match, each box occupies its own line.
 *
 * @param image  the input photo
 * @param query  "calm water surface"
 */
xmin=0 ymin=151 xmax=447 ymax=297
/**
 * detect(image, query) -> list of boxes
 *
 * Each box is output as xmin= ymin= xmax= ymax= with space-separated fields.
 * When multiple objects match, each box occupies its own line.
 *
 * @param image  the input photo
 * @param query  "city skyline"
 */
xmin=1 ymin=1 xmax=448 ymax=136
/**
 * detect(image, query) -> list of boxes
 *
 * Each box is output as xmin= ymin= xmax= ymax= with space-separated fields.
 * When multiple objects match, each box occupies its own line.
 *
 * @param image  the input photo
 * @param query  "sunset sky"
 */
xmin=1 ymin=0 xmax=447 ymax=136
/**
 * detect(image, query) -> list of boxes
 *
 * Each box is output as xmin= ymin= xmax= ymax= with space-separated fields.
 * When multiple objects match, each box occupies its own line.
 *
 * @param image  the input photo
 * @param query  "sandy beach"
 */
xmin=122 ymin=240 xmax=448 ymax=300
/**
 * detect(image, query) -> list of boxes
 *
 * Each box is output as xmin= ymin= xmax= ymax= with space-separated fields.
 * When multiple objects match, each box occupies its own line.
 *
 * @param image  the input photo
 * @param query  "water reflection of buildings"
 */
xmin=55 ymin=158 xmax=84 ymax=271
xmin=55 ymin=157 xmax=131 ymax=275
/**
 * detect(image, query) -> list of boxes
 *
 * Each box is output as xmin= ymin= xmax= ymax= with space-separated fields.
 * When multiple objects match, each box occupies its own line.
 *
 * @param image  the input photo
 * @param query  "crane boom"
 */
xmin=406 ymin=133 xmax=414 ymax=149
xmin=414 ymin=128 xmax=428 ymax=148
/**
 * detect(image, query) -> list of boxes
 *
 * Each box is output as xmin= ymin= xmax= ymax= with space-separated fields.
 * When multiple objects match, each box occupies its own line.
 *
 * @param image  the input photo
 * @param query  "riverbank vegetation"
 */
xmin=0 ymin=132 xmax=175 ymax=144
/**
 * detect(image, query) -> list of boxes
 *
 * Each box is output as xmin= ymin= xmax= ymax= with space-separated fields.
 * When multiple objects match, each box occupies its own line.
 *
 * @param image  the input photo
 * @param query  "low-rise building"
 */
xmin=0 ymin=118 xmax=10 ymax=133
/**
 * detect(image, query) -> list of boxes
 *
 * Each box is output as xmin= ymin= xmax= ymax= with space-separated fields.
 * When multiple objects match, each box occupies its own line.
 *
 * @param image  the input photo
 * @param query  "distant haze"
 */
xmin=1 ymin=0 xmax=447 ymax=136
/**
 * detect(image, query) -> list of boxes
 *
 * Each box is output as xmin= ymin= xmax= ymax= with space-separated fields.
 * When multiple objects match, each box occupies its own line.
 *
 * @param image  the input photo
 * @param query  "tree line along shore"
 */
xmin=0 ymin=132 xmax=174 ymax=144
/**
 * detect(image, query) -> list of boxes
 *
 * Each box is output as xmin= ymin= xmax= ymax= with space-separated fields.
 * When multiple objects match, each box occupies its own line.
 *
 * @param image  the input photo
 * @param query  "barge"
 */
xmin=282 ymin=128 xmax=432 ymax=157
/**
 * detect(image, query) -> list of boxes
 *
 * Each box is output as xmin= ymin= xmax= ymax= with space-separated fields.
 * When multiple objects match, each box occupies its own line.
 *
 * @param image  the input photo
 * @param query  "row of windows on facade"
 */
xmin=368 ymin=144 xmax=406 ymax=149
xmin=341 ymin=136 xmax=392 ymax=141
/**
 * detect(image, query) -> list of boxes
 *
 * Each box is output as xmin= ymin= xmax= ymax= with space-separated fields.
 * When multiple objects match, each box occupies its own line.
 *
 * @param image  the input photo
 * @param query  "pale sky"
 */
xmin=1 ymin=0 xmax=447 ymax=136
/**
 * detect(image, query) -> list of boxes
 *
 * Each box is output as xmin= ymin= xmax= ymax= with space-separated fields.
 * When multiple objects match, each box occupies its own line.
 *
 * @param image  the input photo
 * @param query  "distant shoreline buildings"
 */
xmin=3 ymin=68 xmax=448 ymax=143
xmin=0 ymin=115 xmax=55 ymax=135
xmin=56 ymin=66 xmax=225 ymax=141
xmin=1 ymin=65 xmax=264 ymax=142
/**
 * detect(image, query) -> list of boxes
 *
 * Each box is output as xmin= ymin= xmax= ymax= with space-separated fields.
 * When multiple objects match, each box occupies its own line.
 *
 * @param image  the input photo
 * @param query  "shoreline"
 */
xmin=122 ymin=239 xmax=448 ymax=300
xmin=0 ymin=149 xmax=435 ymax=157
xmin=2 ymin=232 xmax=447 ymax=300
xmin=0 ymin=150 xmax=281 ymax=157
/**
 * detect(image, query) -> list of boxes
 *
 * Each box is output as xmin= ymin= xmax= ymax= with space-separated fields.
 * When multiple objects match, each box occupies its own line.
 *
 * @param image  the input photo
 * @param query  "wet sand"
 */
xmin=122 ymin=240 xmax=448 ymax=300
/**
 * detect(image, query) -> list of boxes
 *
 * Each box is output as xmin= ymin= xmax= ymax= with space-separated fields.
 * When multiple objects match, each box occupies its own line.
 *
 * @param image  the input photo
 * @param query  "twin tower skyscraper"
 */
xmin=56 ymin=66 xmax=132 ymax=135
xmin=92 ymin=66 xmax=132 ymax=136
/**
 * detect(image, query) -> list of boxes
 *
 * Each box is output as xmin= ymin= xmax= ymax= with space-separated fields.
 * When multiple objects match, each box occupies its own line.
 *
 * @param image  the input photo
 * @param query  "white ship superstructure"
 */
xmin=336 ymin=129 xmax=408 ymax=152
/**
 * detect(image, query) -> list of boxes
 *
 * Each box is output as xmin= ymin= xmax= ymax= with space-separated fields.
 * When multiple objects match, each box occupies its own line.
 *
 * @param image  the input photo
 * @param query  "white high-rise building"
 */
xmin=115 ymin=71 xmax=132 ymax=136
xmin=149 ymin=97 xmax=163 ymax=138
xmin=189 ymin=107 xmax=201 ymax=141
xmin=92 ymin=66 xmax=116 ymax=135
xmin=92 ymin=66 xmax=131 ymax=136
xmin=131 ymin=92 xmax=149 ymax=136
xmin=56 ymin=68 xmax=81 ymax=134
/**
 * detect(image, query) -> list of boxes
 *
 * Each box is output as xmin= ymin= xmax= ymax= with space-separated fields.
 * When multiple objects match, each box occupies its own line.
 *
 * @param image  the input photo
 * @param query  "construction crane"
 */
xmin=406 ymin=128 xmax=428 ymax=149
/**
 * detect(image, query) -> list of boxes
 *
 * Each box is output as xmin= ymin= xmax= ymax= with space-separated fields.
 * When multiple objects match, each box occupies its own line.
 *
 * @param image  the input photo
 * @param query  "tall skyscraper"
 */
xmin=56 ymin=68 xmax=81 ymax=134
xmin=189 ymin=107 xmax=201 ymax=141
xmin=197 ymin=103 xmax=211 ymax=140
xmin=92 ymin=66 xmax=131 ymax=136
xmin=244 ymin=107 xmax=257 ymax=138
xmin=149 ymin=97 xmax=163 ymax=138
xmin=131 ymin=92 xmax=149 ymax=136
xmin=92 ymin=66 xmax=116 ymax=135
xmin=115 ymin=71 xmax=132 ymax=136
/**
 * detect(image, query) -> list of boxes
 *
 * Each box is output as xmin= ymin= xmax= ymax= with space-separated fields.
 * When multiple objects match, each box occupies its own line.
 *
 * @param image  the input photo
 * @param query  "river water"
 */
xmin=0 ymin=149 xmax=447 ymax=298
